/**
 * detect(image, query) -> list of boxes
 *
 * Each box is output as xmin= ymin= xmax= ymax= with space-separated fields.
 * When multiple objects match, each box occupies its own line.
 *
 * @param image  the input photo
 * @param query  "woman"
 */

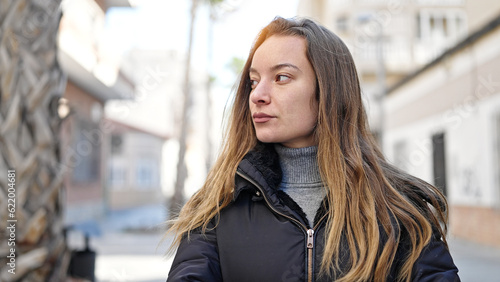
xmin=166 ymin=17 xmax=459 ymax=282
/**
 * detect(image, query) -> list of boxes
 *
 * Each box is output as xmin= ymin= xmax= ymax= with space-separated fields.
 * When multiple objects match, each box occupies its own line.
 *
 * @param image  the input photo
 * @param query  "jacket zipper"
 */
xmin=307 ymin=229 xmax=314 ymax=282
xmin=236 ymin=170 xmax=328 ymax=282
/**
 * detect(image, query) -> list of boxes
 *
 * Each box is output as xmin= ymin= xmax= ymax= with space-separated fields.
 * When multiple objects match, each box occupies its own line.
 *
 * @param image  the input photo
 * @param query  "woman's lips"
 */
xmin=253 ymin=113 xmax=275 ymax=123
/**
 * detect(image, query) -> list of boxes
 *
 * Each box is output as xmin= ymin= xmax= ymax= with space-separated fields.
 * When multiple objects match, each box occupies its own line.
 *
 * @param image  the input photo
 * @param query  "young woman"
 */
xmin=166 ymin=17 xmax=459 ymax=282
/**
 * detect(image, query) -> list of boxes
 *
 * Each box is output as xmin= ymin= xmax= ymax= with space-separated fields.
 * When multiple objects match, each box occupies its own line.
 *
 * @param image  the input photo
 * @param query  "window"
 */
xmin=417 ymin=10 xmax=467 ymax=42
xmin=495 ymin=114 xmax=500 ymax=204
xmin=111 ymin=134 xmax=123 ymax=155
xmin=135 ymin=159 xmax=156 ymax=189
xmin=336 ymin=16 xmax=349 ymax=33
xmin=71 ymin=119 xmax=100 ymax=183
xmin=417 ymin=0 xmax=465 ymax=5
xmin=109 ymin=165 xmax=126 ymax=188
xmin=416 ymin=13 xmax=421 ymax=39
xmin=415 ymin=9 xmax=467 ymax=63
xmin=432 ymin=133 xmax=447 ymax=196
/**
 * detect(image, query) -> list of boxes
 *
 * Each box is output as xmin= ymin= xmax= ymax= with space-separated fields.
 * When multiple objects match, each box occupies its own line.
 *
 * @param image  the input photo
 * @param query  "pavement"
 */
xmin=447 ymin=236 xmax=500 ymax=282
xmin=67 ymin=205 xmax=500 ymax=282
xmin=67 ymin=204 xmax=172 ymax=282
xmin=92 ymin=231 xmax=172 ymax=282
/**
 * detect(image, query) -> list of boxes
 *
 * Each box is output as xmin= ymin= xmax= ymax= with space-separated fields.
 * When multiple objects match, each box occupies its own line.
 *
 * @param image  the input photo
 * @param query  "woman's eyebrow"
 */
xmin=249 ymin=63 xmax=302 ymax=75
xmin=271 ymin=63 xmax=301 ymax=73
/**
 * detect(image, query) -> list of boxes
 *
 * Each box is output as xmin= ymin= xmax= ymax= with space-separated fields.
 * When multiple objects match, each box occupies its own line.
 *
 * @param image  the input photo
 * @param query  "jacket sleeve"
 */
xmin=167 ymin=223 xmax=221 ymax=282
xmin=412 ymin=235 xmax=460 ymax=282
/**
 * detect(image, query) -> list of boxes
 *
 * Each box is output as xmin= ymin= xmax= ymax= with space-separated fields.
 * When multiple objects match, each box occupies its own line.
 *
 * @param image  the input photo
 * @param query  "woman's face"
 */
xmin=249 ymin=35 xmax=318 ymax=148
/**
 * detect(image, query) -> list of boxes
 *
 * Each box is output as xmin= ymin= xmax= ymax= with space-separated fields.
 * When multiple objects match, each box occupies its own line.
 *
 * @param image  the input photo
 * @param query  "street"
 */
xmin=93 ymin=231 xmax=171 ymax=282
xmin=88 ymin=233 xmax=500 ymax=282
xmin=448 ymin=236 xmax=500 ymax=282
xmin=67 ymin=205 xmax=500 ymax=282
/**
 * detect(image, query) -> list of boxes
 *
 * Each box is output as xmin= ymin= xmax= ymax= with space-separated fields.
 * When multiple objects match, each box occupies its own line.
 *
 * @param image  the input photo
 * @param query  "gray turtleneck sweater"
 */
xmin=275 ymin=144 xmax=326 ymax=227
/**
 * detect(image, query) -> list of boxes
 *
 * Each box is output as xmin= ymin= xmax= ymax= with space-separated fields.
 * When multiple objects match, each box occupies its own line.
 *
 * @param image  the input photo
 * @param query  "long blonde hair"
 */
xmin=167 ymin=17 xmax=448 ymax=282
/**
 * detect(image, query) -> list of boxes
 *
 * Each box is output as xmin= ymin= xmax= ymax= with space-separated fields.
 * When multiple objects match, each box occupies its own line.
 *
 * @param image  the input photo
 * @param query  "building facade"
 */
xmin=58 ymin=0 xmax=133 ymax=228
xmin=105 ymin=48 xmax=214 ymax=200
xmin=106 ymin=119 xmax=167 ymax=210
xmin=384 ymin=14 xmax=500 ymax=246
xmin=297 ymin=0 xmax=499 ymax=138
xmin=298 ymin=1 xmax=500 ymax=246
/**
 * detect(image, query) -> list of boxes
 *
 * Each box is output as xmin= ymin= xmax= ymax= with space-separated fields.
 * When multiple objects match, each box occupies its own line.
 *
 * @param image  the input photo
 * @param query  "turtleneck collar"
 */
xmin=274 ymin=144 xmax=322 ymax=184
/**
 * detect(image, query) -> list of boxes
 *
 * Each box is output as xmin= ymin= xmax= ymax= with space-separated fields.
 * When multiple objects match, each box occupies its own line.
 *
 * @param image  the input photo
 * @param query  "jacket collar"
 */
xmin=235 ymin=143 xmax=323 ymax=228
xmin=235 ymin=143 xmax=282 ymax=200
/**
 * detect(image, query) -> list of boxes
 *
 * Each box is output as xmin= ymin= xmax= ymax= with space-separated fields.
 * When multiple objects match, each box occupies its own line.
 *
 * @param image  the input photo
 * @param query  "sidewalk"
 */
xmin=67 ymin=204 xmax=172 ymax=282
xmin=448 ymin=236 xmax=500 ymax=282
xmin=92 ymin=231 xmax=172 ymax=282
xmin=89 ymin=233 xmax=500 ymax=282
xmin=68 ymin=205 xmax=500 ymax=282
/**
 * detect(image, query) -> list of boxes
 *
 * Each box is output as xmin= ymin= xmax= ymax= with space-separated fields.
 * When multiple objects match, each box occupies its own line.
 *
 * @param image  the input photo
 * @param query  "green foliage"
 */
xmin=208 ymin=0 xmax=224 ymax=5
xmin=227 ymin=57 xmax=245 ymax=76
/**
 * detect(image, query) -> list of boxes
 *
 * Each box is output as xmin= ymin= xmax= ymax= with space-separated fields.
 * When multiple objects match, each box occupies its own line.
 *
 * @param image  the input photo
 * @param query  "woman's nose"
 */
xmin=250 ymin=81 xmax=271 ymax=105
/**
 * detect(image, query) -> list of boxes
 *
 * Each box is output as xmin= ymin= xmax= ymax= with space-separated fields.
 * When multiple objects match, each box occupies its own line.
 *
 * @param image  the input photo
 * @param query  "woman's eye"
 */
xmin=276 ymin=75 xmax=290 ymax=82
xmin=249 ymin=79 xmax=258 ymax=89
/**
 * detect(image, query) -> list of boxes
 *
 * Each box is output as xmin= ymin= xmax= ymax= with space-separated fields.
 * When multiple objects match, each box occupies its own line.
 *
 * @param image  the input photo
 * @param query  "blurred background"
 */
xmin=0 ymin=0 xmax=499 ymax=281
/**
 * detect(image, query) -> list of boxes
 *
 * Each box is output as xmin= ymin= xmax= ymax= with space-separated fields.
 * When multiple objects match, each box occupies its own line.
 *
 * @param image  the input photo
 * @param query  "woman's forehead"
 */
xmin=251 ymin=35 xmax=309 ymax=70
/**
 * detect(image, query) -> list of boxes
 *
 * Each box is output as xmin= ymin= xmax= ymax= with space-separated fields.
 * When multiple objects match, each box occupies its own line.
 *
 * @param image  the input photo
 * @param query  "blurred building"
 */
xmin=57 ymin=0 xmax=133 ymax=231
xmin=105 ymin=49 xmax=184 ymax=139
xmin=384 ymin=13 xmax=500 ymax=247
xmin=106 ymin=118 xmax=167 ymax=210
xmin=105 ymin=48 xmax=212 ymax=200
xmin=298 ymin=1 xmax=500 ymax=246
xmin=297 ymin=0 xmax=496 ymax=139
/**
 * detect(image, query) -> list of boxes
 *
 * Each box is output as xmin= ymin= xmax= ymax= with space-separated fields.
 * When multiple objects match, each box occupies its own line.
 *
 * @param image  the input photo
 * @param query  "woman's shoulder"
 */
xmin=412 ymin=237 xmax=460 ymax=281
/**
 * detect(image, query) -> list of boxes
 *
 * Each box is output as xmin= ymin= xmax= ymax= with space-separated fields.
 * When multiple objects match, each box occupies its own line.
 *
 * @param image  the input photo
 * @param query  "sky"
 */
xmin=103 ymin=0 xmax=300 ymax=85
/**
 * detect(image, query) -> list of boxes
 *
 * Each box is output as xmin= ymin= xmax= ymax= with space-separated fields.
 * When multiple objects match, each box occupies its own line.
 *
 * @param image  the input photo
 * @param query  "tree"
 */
xmin=0 ymin=0 xmax=68 ymax=281
xmin=205 ymin=0 xmax=239 ymax=173
xmin=169 ymin=0 xmax=238 ymax=219
xmin=169 ymin=0 xmax=200 ymax=219
xmin=227 ymin=56 xmax=245 ymax=76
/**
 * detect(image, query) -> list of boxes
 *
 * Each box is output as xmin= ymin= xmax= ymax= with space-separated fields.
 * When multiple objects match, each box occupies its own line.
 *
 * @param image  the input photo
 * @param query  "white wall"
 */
xmin=384 ymin=77 xmax=500 ymax=209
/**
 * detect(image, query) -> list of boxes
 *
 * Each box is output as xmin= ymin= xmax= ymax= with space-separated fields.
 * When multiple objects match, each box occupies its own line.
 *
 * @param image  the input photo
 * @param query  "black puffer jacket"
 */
xmin=167 ymin=145 xmax=460 ymax=282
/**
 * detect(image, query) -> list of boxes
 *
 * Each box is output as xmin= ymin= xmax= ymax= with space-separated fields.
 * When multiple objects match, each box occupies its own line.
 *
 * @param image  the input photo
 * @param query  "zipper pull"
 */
xmin=307 ymin=229 xmax=314 ymax=249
